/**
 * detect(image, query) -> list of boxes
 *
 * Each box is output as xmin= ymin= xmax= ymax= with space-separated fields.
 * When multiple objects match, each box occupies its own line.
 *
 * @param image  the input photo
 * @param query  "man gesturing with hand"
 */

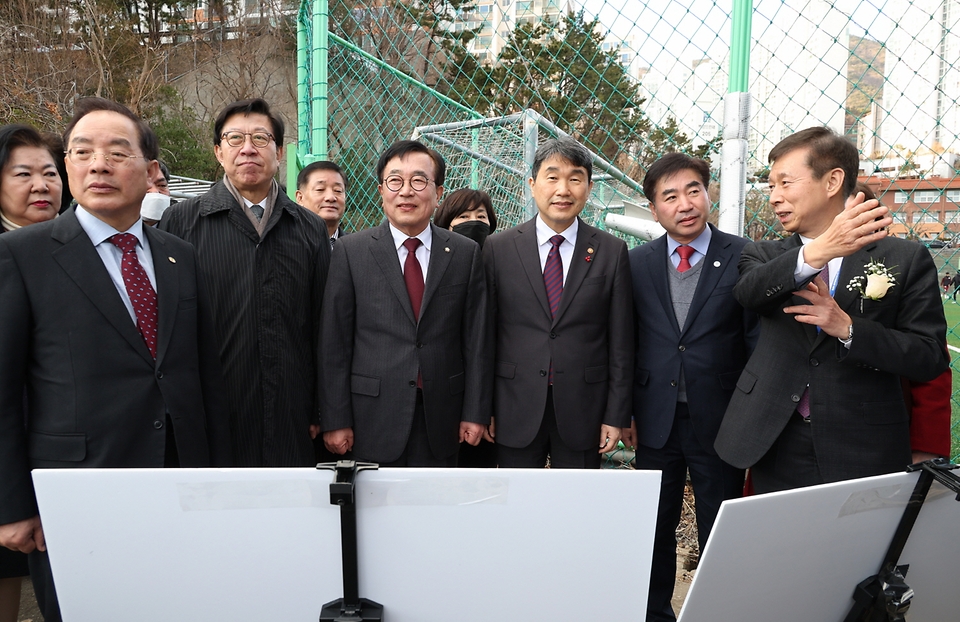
xmin=715 ymin=127 xmax=948 ymax=493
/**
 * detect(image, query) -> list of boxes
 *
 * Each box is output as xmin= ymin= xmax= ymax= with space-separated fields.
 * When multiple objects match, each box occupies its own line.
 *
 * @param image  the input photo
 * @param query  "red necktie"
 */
xmin=403 ymin=238 xmax=424 ymax=321
xmin=677 ymin=245 xmax=695 ymax=273
xmin=109 ymin=233 xmax=158 ymax=359
xmin=797 ymin=264 xmax=830 ymax=419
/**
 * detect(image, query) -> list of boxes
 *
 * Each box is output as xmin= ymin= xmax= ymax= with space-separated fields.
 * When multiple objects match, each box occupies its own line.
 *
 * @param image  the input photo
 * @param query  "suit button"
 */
xmin=539 ymin=370 xmax=547 ymax=377
xmin=153 ymin=420 xmax=163 ymax=429
xmin=409 ymin=380 xmax=416 ymax=387
xmin=549 ymin=332 xmax=557 ymax=339
xmin=670 ymin=380 xmax=677 ymax=387
xmin=791 ymin=394 xmax=800 ymax=403
xmin=678 ymin=345 xmax=685 ymax=352
xmin=810 ymin=358 xmax=819 ymax=366
xmin=416 ymin=342 xmax=424 ymax=348
xmin=156 ymin=371 xmax=163 ymax=379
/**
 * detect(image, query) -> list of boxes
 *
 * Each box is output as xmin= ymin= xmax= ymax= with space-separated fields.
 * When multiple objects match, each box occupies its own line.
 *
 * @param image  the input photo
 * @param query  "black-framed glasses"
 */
xmin=64 ymin=148 xmax=146 ymax=168
xmin=220 ymin=131 xmax=275 ymax=148
xmin=383 ymin=175 xmax=432 ymax=192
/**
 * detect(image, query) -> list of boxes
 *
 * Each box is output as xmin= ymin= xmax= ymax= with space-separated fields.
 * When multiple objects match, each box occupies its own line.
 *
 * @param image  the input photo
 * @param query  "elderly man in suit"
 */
xmin=715 ymin=126 xmax=949 ymax=493
xmin=483 ymin=137 xmax=634 ymax=468
xmin=296 ymin=160 xmax=348 ymax=249
xmin=0 ymin=98 xmax=230 ymax=622
xmin=623 ymin=153 xmax=756 ymax=622
xmin=320 ymin=140 xmax=490 ymax=466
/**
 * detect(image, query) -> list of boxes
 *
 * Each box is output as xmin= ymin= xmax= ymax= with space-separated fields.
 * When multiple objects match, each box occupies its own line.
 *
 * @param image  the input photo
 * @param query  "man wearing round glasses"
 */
xmin=160 ymin=99 xmax=330 ymax=468
xmin=320 ymin=140 xmax=491 ymax=467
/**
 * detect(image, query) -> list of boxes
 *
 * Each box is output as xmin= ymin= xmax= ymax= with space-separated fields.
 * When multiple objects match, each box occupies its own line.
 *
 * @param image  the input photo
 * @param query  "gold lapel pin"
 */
xmin=587 ymin=247 xmax=594 ymax=254
xmin=168 ymin=257 xmax=177 ymax=264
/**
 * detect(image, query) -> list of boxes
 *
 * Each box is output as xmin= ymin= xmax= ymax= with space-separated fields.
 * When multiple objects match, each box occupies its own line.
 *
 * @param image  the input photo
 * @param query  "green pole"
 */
xmin=729 ymin=0 xmax=752 ymax=93
xmin=297 ymin=1 xmax=309 ymax=157
xmin=719 ymin=0 xmax=753 ymax=236
xmin=312 ymin=0 xmax=329 ymax=161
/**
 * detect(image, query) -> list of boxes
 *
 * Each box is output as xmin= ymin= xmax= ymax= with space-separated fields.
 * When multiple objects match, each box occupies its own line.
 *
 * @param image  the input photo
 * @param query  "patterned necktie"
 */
xmin=543 ymin=234 xmax=565 ymax=318
xmin=403 ymin=238 xmax=424 ymax=321
xmin=677 ymin=245 xmax=695 ymax=273
xmin=797 ymin=263 xmax=830 ymax=419
xmin=251 ymin=204 xmax=264 ymax=221
xmin=109 ymin=233 xmax=158 ymax=359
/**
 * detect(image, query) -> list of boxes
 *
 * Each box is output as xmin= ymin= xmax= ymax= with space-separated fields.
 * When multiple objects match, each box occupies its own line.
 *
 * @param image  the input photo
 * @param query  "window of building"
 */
xmin=943 ymin=210 xmax=960 ymax=224
xmin=894 ymin=191 xmax=909 ymax=204
xmin=916 ymin=210 xmax=940 ymax=224
xmin=947 ymin=190 xmax=960 ymax=203
xmin=914 ymin=190 xmax=940 ymax=203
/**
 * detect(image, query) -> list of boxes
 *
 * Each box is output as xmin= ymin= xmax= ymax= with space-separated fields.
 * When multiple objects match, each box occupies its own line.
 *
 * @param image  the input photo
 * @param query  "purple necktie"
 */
xmin=543 ymin=235 xmax=565 ymax=318
xmin=109 ymin=233 xmax=158 ymax=359
xmin=797 ymin=263 xmax=829 ymax=419
xmin=403 ymin=238 xmax=424 ymax=321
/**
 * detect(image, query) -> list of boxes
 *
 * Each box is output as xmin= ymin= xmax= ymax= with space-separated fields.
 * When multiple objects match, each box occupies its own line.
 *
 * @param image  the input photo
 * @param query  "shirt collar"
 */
xmin=666 ymin=224 xmax=711 ymax=257
xmin=535 ymin=214 xmax=578 ymax=246
xmin=75 ymin=205 xmax=147 ymax=248
xmin=389 ymin=221 xmax=432 ymax=252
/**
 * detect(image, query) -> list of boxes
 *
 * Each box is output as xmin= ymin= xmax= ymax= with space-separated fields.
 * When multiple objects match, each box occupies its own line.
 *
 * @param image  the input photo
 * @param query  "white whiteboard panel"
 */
xmin=678 ymin=471 xmax=960 ymax=622
xmin=33 ymin=467 xmax=660 ymax=622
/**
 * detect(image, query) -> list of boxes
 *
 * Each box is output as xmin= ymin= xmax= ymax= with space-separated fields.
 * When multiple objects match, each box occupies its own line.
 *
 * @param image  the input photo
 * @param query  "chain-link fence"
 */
xmin=296 ymin=0 xmax=960 ymax=460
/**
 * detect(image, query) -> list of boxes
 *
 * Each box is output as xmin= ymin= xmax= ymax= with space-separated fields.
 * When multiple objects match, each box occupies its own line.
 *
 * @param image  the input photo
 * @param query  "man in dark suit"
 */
xmin=623 ymin=153 xmax=756 ymax=621
xmin=715 ymin=127 xmax=949 ymax=493
xmin=161 ymin=99 xmax=330 ymax=467
xmin=320 ymin=140 xmax=490 ymax=466
xmin=484 ymin=137 xmax=634 ymax=468
xmin=0 ymin=98 xmax=230 ymax=622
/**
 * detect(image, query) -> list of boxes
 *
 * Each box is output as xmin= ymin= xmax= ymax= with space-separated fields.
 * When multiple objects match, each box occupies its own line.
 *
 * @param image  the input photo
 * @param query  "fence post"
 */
xmin=719 ymin=0 xmax=753 ymax=237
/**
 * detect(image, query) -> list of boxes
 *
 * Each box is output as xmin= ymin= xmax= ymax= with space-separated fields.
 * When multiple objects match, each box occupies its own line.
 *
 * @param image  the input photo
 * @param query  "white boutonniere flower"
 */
xmin=846 ymin=259 xmax=897 ymax=312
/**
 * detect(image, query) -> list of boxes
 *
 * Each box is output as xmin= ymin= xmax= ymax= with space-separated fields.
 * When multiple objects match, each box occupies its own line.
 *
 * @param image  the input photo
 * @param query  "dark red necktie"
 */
xmin=677 ymin=245 xmax=695 ymax=273
xmin=109 ymin=233 xmax=158 ymax=359
xmin=797 ymin=263 xmax=830 ymax=419
xmin=543 ymin=235 xmax=565 ymax=318
xmin=403 ymin=238 xmax=424 ymax=321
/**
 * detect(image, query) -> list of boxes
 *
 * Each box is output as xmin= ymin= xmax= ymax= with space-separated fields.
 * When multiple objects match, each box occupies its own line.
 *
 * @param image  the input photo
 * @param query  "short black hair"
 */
xmin=531 ymin=137 xmax=593 ymax=182
xmin=62 ymin=97 xmax=157 ymax=160
xmin=643 ymin=152 xmax=711 ymax=203
xmin=435 ymin=188 xmax=497 ymax=232
xmin=297 ymin=160 xmax=347 ymax=190
xmin=213 ymin=98 xmax=284 ymax=146
xmin=375 ymin=140 xmax=445 ymax=187
xmin=769 ymin=126 xmax=859 ymax=198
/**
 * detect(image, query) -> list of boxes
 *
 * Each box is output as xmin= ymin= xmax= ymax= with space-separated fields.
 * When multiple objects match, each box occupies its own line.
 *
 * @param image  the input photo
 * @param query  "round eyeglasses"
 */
xmin=383 ymin=175 xmax=433 ymax=192
xmin=220 ymin=131 xmax=275 ymax=148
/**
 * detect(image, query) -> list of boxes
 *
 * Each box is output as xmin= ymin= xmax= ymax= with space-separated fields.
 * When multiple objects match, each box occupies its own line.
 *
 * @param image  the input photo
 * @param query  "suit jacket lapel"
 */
xmin=647 ymin=235 xmax=681 ymax=335
xmin=682 ymin=226 xmax=733 ymax=336
xmin=148 ymin=228 xmax=178 ymax=364
xmin=51 ymin=212 xmax=155 ymax=365
xmin=369 ymin=222 xmax=417 ymax=325
xmin=554 ymin=219 xmax=595 ymax=325
xmin=421 ymin=225 xmax=452 ymax=315
xmin=515 ymin=219 xmax=553 ymax=321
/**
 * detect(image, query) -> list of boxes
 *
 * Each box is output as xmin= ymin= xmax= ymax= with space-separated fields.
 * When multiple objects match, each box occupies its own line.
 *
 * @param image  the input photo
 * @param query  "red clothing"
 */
xmin=904 ymin=368 xmax=952 ymax=458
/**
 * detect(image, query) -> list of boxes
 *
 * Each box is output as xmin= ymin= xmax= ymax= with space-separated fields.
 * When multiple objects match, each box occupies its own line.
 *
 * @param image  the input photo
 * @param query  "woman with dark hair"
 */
xmin=0 ymin=123 xmax=63 ymax=621
xmin=434 ymin=188 xmax=499 ymax=467
xmin=0 ymin=124 xmax=62 ymax=232
xmin=434 ymin=188 xmax=497 ymax=248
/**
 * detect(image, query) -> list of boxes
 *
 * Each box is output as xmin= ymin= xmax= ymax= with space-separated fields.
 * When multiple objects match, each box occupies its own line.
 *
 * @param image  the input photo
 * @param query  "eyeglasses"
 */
xmin=64 ymin=148 xmax=146 ymax=168
xmin=383 ymin=175 xmax=433 ymax=192
xmin=220 ymin=131 xmax=275 ymax=148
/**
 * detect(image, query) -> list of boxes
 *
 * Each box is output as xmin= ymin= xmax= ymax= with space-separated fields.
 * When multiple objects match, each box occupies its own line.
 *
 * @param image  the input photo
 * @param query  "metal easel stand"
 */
xmin=317 ymin=460 xmax=384 ymax=622
xmin=843 ymin=458 xmax=960 ymax=622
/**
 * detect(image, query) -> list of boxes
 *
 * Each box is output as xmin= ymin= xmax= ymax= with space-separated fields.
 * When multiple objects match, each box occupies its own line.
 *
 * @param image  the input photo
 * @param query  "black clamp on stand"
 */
xmin=844 ymin=458 xmax=960 ymax=622
xmin=317 ymin=460 xmax=384 ymax=622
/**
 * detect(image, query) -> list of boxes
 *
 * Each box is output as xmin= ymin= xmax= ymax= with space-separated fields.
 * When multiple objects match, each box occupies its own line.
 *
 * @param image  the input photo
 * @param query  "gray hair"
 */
xmin=531 ymin=137 xmax=593 ymax=182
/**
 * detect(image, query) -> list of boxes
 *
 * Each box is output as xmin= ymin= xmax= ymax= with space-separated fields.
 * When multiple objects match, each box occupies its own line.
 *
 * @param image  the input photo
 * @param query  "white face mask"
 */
xmin=140 ymin=192 xmax=171 ymax=221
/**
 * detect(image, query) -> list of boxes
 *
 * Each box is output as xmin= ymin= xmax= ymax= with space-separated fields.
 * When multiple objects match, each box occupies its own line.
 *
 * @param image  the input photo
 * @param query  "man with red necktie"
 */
xmin=0 ymin=98 xmax=230 ymax=622
xmin=320 ymin=140 xmax=491 ymax=466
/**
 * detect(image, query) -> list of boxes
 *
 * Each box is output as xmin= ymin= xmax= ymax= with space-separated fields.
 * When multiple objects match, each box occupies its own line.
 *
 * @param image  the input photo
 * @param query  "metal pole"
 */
xmin=523 ymin=110 xmax=538 ymax=219
xmin=312 ymin=0 xmax=329 ymax=160
xmin=719 ymin=0 xmax=753 ymax=237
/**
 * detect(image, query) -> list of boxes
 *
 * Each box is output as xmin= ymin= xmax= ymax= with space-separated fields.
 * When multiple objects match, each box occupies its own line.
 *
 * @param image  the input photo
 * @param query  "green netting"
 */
xmin=296 ymin=0 xmax=960 ymax=460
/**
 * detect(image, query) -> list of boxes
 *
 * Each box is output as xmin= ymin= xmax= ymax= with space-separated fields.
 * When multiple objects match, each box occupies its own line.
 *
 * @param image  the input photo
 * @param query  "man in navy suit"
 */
xmin=624 ymin=153 xmax=756 ymax=622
